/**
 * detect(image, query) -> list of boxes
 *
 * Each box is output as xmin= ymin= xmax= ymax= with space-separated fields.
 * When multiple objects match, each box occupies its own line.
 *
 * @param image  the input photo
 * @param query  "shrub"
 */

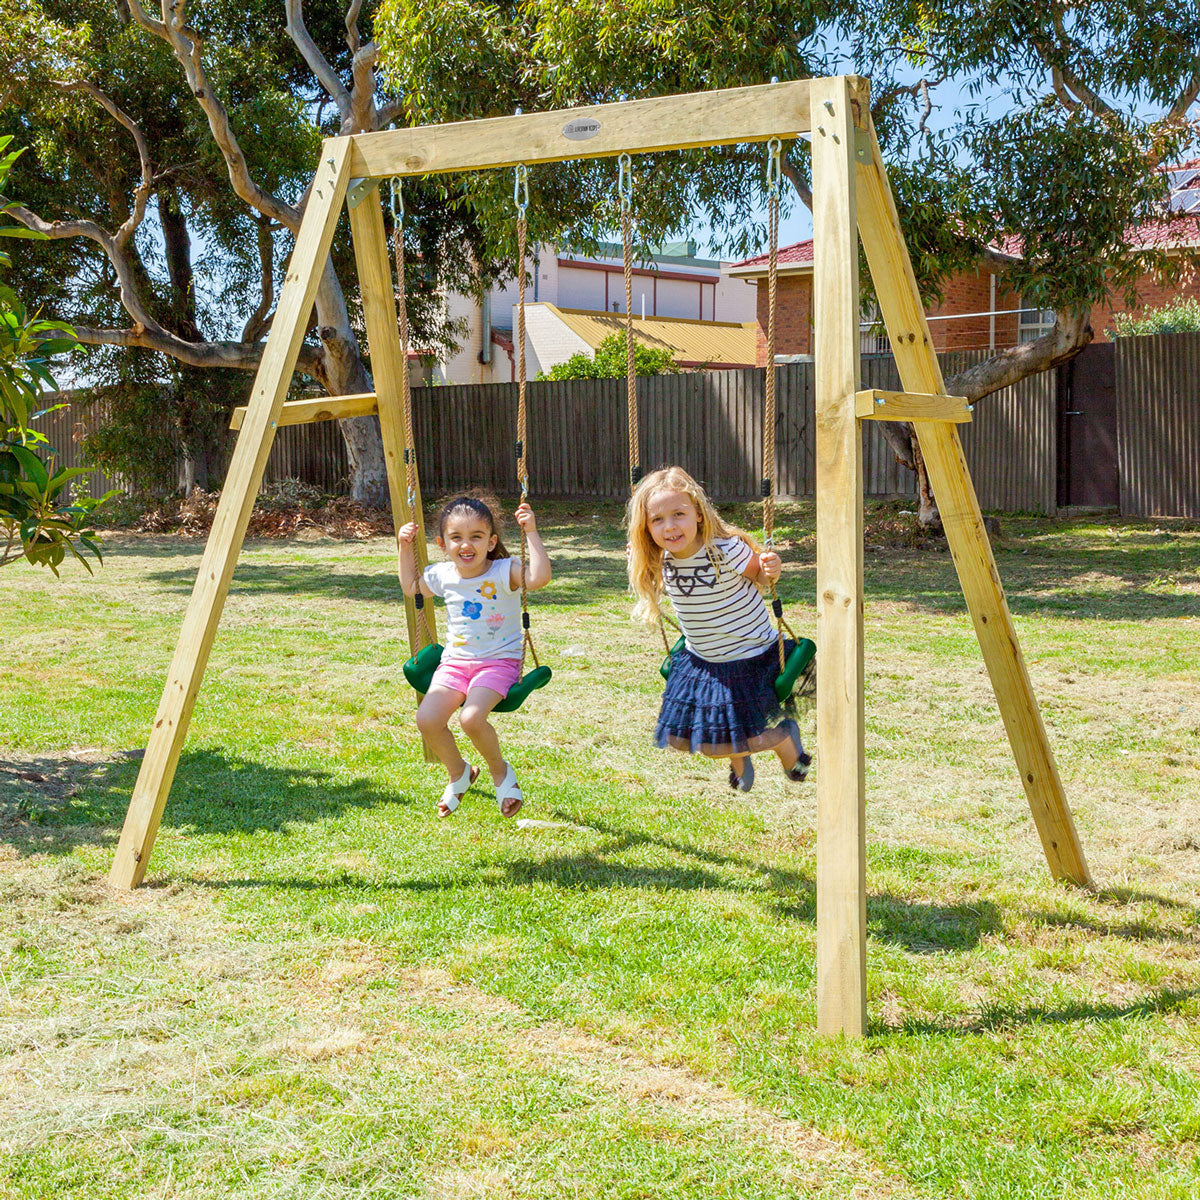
xmin=538 ymin=332 xmax=680 ymax=380
xmin=1109 ymin=298 xmax=1200 ymax=337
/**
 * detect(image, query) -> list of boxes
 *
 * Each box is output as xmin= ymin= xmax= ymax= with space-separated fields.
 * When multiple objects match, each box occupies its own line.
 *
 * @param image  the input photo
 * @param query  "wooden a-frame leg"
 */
xmin=853 ymin=114 xmax=1090 ymax=886
xmin=347 ymin=191 xmax=438 ymax=762
xmin=108 ymin=141 xmax=355 ymax=890
xmin=812 ymin=76 xmax=868 ymax=1039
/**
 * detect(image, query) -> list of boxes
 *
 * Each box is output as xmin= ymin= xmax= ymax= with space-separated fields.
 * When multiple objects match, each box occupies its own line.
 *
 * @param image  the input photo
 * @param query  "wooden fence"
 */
xmin=406 ymin=352 xmax=1054 ymax=509
xmin=1116 ymin=332 xmax=1200 ymax=519
xmin=24 ymin=397 xmax=128 ymax=502
xmin=22 ymin=345 xmax=1095 ymax=516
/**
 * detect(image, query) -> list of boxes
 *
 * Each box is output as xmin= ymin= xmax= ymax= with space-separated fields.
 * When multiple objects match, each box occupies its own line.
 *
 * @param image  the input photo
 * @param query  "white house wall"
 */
xmin=436 ymin=242 xmax=760 ymax=383
xmin=519 ymin=303 xmax=592 ymax=379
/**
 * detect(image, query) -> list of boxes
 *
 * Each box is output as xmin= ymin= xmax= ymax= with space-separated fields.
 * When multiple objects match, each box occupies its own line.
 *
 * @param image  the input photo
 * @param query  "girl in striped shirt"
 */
xmin=627 ymin=466 xmax=810 ymax=792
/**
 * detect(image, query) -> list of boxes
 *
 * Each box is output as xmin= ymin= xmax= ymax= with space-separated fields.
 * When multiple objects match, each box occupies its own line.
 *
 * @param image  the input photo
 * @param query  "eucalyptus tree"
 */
xmin=376 ymin=0 xmax=1200 ymax=522
xmin=0 ymin=1 xmax=499 ymax=503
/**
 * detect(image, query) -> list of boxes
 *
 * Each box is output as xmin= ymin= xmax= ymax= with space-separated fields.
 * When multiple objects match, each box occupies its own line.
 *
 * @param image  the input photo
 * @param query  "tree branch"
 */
xmin=345 ymin=0 xmax=365 ymax=54
xmin=242 ymin=215 xmax=275 ymax=343
xmin=945 ymin=308 xmax=1092 ymax=402
xmin=72 ymin=323 xmax=322 ymax=376
xmin=3 ymin=201 xmax=167 ymax=337
xmin=284 ymin=0 xmax=352 ymax=125
xmin=1168 ymin=59 xmax=1200 ymax=121
xmin=350 ymin=42 xmax=381 ymax=131
xmin=127 ymin=1 xmax=301 ymax=231
xmin=51 ymin=81 xmax=154 ymax=250
xmin=376 ymin=98 xmax=407 ymax=127
xmin=780 ymin=156 xmax=811 ymax=212
xmin=1049 ymin=66 xmax=1080 ymax=114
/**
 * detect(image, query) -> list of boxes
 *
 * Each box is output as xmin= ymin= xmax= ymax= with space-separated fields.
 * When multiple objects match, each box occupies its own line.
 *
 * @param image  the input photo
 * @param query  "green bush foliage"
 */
xmin=537 ymin=333 xmax=680 ymax=381
xmin=0 ymin=135 xmax=109 ymax=573
xmin=1109 ymin=298 xmax=1200 ymax=336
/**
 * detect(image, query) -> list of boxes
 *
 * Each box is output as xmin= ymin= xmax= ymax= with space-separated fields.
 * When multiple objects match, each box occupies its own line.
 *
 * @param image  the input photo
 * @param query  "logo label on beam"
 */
xmin=562 ymin=118 xmax=602 ymax=140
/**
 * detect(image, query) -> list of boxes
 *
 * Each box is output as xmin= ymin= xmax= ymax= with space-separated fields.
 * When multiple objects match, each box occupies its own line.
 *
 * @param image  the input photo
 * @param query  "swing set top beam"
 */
xmin=347 ymin=78 xmax=869 ymax=180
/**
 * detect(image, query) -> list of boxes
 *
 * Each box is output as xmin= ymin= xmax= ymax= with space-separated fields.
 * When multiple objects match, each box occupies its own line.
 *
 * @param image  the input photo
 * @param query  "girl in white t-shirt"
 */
xmin=399 ymin=494 xmax=551 ymax=817
xmin=626 ymin=466 xmax=809 ymax=792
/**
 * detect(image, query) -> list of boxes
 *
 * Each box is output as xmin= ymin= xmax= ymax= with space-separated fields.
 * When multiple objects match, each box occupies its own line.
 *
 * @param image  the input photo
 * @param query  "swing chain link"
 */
xmin=513 ymin=163 xmax=529 ymax=218
xmin=765 ymin=137 xmax=782 ymax=199
xmin=617 ymin=152 xmax=633 ymax=213
xmin=389 ymin=175 xmax=404 ymax=227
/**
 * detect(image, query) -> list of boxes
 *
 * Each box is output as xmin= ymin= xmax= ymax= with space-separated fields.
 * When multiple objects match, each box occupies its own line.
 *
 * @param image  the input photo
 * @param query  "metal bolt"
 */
xmin=824 ymin=100 xmax=835 ymax=114
xmin=817 ymin=125 xmax=826 ymax=136
xmin=967 ymin=404 xmax=975 ymax=412
xmin=876 ymin=396 xmax=886 ymax=406
xmin=770 ymin=75 xmax=779 ymax=85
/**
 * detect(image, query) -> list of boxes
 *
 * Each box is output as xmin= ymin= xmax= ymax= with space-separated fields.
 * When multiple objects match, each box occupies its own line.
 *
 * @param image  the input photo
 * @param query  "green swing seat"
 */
xmin=403 ymin=642 xmax=552 ymax=713
xmin=660 ymin=634 xmax=816 ymax=704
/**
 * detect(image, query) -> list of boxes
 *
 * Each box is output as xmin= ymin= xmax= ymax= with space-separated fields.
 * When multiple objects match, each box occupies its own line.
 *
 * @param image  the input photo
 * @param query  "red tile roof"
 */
xmin=729 ymin=163 xmax=1200 ymax=276
xmin=728 ymin=240 xmax=814 ymax=271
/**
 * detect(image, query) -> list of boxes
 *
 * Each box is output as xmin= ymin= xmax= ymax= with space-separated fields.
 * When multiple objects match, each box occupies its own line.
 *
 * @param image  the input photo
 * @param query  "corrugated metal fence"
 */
xmin=1116 ymin=332 xmax=1200 ymax=519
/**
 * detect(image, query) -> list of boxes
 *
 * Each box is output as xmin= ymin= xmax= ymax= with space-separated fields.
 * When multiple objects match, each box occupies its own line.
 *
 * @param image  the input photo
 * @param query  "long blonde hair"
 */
xmin=625 ymin=466 xmax=760 ymax=624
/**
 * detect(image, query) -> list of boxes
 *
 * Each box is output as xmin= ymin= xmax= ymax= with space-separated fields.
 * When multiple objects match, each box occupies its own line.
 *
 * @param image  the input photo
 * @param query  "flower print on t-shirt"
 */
xmin=486 ymin=612 xmax=505 ymax=631
xmin=463 ymin=600 xmax=483 ymax=620
xmin=479 ymin=580 xmax=497 ymax=599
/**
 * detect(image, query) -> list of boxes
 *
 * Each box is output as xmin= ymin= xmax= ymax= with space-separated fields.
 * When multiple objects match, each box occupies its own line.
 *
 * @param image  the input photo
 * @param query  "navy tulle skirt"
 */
xmin=655 ymin=640 xmax=792 ymax=756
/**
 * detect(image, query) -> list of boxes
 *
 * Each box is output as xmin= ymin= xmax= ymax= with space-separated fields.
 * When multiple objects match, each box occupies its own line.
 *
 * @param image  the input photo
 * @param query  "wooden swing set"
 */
xmin=107 ymin=77 xmax=1090 ymax=1038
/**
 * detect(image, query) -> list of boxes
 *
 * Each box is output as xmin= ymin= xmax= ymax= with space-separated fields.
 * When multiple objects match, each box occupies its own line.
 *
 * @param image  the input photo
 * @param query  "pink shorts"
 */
xmin=430 ymin=656 xmax=522 ymax=699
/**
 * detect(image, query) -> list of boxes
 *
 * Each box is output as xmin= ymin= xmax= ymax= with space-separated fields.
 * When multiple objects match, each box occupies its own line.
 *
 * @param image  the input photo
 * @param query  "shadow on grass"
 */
xmin=143 ymin=556 xmax=630 ymax=607
xmin=0 ymin=747 xmax=409 ymax=862
xmin=492 ymin=818 xmax=1005 ymax=955
xmin=897 ymin=986 xmax=1200 ymax=1037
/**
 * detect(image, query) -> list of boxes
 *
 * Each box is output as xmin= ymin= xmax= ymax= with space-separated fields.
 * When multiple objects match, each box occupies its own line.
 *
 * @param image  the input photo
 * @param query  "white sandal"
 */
xmin=494 ymin=763 xmax=523 ymax=818
xmin=439 ymin=762 xmax=478 ymax=818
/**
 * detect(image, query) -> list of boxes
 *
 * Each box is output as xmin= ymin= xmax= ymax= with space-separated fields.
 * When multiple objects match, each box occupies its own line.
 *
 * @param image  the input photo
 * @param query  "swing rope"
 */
xmin=619 ymin=153 xmax=641 ymax=494
xmin=617 ymin=155 xmax=676 ymax=656
xmin=760 ymin=139 xmax=800 ymax=673
xmin=514 ymin=165 xmax=541 ymax=672
xmin=390 ymin=177 xmax=437 ymax=649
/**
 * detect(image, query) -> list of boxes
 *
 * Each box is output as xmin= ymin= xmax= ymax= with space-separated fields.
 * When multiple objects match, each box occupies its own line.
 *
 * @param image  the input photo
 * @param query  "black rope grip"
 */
xmin=414 ymin=593 xmax=425 ymax=610
xmin=522 ymin=611 xmax=531 ymax=629
xmin=631 ymin=465 xmax=644 ymax=485
xmin=404 ymin=448 xmax=413 ymax=464
xmin=760 ymin=477 xmax=771 ymax=497
xmin=514 ymin=439 xmax=523 ymax=459
xmin=772 ymin=597 xmax=783 ymax=619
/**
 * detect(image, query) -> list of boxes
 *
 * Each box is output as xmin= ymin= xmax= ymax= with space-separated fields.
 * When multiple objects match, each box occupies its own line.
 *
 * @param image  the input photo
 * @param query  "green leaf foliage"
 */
xmin=1110 ymin=298 xmax=1200 ymax=336
xmin=0 ymin=133 xmax=102 ymax=573
xmin=537 ymin=332 xmax=680 ymax=380
xmin=376 ymin=1 xmax=1199 ymax=324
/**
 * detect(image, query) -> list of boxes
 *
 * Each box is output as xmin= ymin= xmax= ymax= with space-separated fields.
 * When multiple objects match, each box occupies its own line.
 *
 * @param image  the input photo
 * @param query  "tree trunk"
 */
xmin=312 ymin=258 xmax=389 ymax=506
xmin=883 ymin=312 xmax=1095 ymax=530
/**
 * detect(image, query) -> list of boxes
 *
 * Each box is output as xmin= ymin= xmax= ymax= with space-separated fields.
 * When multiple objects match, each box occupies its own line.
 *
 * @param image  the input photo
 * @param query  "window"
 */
xmin=1019 ymin=302 xmax=1056 ymax=343
xmin=859 ymin=302 xmax=890 ymax=354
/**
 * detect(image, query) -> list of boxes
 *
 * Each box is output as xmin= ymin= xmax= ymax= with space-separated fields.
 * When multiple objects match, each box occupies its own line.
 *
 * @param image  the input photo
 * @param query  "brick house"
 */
xmin=728 ymin=159 xmax=1200 ymax=365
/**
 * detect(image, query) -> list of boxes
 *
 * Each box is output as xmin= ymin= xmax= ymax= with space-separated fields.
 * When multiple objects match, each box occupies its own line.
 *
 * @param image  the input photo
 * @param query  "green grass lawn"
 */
xmin=2 ymin=502 xmax=1199 ymax=1199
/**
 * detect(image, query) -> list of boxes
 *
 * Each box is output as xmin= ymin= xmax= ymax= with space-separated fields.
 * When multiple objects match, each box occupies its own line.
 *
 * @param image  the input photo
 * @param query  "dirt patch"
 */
xmin=128 ymin=483 xmax=394 ymax=540
xmin=0 ymin=748 xmax=142 ymax=832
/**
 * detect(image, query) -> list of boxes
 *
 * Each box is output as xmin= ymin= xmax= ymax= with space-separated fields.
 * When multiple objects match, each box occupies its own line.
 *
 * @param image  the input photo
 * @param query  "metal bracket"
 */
xmin=853 ymin=129 xmax=873 ymax=162
xmin=346 ymin=177 xmax=380 ymax=210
